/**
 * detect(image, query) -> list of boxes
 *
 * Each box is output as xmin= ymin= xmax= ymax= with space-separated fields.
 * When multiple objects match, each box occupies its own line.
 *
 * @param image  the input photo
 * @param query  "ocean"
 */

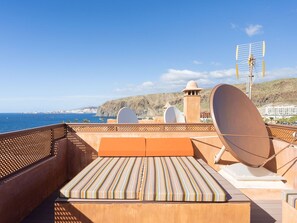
xmin=0 ymin=113 xmax=111 ymax=133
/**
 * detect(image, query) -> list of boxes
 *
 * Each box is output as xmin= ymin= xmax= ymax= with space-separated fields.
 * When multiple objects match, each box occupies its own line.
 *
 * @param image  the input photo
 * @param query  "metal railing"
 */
xmin=67 ymin=123 xmax=297 ymax=145
xmin=266 ymin=124 xmax=297 ymax=144
xmin=0 ymin=124 xmax=67 ymax=180
xmin=67 ymin=123 xmax=297 ymax=140
xmin=67 ymin=123 xmax=216 ymax=133
xmin=0 ymin=122 xmax=295 ymax=181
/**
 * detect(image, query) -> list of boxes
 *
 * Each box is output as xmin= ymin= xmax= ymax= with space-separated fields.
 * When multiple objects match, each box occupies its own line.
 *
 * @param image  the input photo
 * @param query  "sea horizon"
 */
xmin=0 ymin=113 xmax=112 ymax=134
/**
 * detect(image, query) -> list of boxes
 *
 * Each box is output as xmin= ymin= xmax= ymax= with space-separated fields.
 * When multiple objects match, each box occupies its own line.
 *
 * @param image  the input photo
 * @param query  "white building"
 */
xmin=264 ymin=105 xmax=297 ymax=118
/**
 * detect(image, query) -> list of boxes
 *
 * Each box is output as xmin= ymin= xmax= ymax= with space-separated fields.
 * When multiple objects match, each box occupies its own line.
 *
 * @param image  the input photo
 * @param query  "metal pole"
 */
xmin=214 ymin=145 xmax=226 ymax=164
xmin=248 ymin=53 xmax=254 ymax=100
xmin=249 ymin=66 xmax=253 ymax=99
xmin=248 ymin=44 xmax=252 ymax=99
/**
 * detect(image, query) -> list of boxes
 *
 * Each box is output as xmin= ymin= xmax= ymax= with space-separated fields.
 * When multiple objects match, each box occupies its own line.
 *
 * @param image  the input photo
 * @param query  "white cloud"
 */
xmin=264 ymin=67 xmax=297 ymax=80
xmin=112 ymin=66 xmax=297 ymax=95
xmin=195 ymin=78 xmax=215 ymax=86
xmin=161 ymin=68 xmax=235 ymax=83
xmin=193 ymin=60 xmax=203 ymax=65
xmin=209 ymin=69 xmax=235 ymax=78
xmin=161 ymin=69 xmax=207 ymax=83
xmin=141 ymin=81 xmax=154 ymax=87
xmin=245 ymin=24 xmax=263 ymax=36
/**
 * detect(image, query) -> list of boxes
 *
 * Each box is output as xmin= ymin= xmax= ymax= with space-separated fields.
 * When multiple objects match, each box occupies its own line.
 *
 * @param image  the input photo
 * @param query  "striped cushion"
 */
xmin=283 ymin=190 xmax=297 ymax=209
xmin=99 ymin=137 xmax=146 ymax=157
xmin=141 ymin=157 xmax=226 ymax=202
xmin=145 ymin=138 xmax=194 ymax=156
xmin=60 ymin=157 xmax=144 ymax=199
xmin=60 ymin=156 xmax=226 ymax=202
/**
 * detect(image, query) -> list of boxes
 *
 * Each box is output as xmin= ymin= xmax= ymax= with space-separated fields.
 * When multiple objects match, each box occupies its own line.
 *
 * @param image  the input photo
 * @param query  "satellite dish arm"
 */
xmin=214 ymin=145 xmax=226 ymax=164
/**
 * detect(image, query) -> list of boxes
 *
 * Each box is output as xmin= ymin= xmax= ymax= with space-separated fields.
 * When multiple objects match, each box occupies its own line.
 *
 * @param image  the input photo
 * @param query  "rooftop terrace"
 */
xmin=0 ymin=123 xmax=296 ymax=223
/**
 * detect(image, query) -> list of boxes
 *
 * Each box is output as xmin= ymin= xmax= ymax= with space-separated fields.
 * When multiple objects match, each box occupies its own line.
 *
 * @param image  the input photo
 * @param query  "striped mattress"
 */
xmin=283 ymin=190 xmax=297 ymax=209
xmin=60 ymin=157 xmax=226 ymax=202
xmin=60 ymin=157 xmax=144 ymax=199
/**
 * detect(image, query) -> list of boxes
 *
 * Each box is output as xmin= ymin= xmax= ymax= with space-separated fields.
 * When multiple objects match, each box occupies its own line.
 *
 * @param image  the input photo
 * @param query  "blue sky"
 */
xmin=0 ymin=0 xmax=296 ymax=112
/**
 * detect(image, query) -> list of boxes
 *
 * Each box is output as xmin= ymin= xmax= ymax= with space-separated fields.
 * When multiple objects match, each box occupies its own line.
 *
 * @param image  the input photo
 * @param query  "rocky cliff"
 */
xmin=97 ymin=93 xmax=183 ymax=117
xmin=96 ymin=78 xmax=297 ymax=117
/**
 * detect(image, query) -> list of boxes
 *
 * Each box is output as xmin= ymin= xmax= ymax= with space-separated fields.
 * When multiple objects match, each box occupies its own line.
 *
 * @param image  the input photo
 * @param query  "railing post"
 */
xmin=50 ymin=128 xmax=55 ymax=156
xmin=64 ymin=123 xmax=67 ymax=138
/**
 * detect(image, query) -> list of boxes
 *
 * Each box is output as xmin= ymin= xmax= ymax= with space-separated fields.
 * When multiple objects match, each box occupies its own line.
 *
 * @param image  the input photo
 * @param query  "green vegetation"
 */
xmin=276 ymin=116 xmax=297 ymax=124
xmin=61 ymin=118 xmax=91 ymax=123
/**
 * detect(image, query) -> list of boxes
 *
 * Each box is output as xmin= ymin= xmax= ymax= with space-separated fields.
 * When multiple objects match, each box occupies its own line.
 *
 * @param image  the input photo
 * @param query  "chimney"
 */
xmin=182 ymin=80 xmax=202 ymax=123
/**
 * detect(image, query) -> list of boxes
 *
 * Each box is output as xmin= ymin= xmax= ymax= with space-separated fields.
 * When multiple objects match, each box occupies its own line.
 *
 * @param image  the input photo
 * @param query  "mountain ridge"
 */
xmin=96 ymin=78 xmax=297 ymax=117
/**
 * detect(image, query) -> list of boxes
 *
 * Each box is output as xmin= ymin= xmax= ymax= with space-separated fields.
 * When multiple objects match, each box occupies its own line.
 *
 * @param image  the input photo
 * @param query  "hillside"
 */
xmin=96 ymin=78 xmax=297 ymax=117
xmin=97 ymin=93 xmax=183 ymax=117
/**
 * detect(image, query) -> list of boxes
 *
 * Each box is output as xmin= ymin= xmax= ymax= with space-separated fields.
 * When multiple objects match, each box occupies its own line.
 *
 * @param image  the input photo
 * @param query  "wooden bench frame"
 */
xmin=55 ymin=159 xmax=250 ymax=223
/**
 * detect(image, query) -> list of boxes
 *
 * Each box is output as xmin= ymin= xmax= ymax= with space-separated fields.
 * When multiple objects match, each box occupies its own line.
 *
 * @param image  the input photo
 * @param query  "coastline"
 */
xmin=0 ymin=113 xmax=111 ymax=134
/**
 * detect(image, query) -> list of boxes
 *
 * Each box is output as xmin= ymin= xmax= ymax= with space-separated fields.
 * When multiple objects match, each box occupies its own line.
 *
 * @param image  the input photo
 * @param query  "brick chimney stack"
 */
xmin=183 ymin=80 xmax=202 ymax=123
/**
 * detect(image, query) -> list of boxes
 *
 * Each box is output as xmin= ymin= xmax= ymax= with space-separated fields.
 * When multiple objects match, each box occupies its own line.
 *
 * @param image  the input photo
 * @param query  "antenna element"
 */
xmin=235 ymin=41 xmax=266 ymax=99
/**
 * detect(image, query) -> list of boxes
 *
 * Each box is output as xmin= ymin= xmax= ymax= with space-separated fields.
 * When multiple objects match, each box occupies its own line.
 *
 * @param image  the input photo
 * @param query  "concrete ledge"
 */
xmin=282 ymin=200 xmax=297 ymax=223
xmin=55 ymin=201 xmax=250 ymax=223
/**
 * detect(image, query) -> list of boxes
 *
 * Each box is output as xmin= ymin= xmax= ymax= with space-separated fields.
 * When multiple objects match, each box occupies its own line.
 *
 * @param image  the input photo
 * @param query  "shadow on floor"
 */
xmin=251 ymin=201 xmax=280 ymax=223
xmin=21 ymin=190 xmax=58 ymax=223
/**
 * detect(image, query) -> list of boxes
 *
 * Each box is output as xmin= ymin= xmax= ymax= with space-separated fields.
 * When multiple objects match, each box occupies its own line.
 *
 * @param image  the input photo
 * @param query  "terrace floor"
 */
xmin=21 ymin=190 xmax=282 ymax=223
xmin=21 ymin=190 xmax=58 ymax=223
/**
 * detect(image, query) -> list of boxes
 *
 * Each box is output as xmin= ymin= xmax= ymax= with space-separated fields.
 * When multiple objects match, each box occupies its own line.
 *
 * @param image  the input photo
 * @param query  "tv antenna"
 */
xmin=235 ymin=41 xmax=266 ymax=99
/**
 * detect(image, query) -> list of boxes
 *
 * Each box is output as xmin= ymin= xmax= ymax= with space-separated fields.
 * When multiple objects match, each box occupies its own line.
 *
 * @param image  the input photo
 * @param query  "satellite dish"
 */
xmin=236 ymin=41 xmax=266 ymax=99
xmin=117 ymin=107 xmax=138 ymax=124
xmin=210 ymin=84 xmax=270 ymax=167
xmin=164 ymin=106 xmax=185 ymax=123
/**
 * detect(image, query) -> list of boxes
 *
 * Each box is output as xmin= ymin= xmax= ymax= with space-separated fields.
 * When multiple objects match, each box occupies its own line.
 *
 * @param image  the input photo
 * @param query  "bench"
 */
xmin=56 ymin=137 xmax=250 ymax=223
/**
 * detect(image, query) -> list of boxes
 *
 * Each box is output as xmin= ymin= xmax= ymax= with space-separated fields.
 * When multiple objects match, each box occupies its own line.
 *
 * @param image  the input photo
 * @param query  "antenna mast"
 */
xmin=236 ymin=41 xmax=266 ymax=99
